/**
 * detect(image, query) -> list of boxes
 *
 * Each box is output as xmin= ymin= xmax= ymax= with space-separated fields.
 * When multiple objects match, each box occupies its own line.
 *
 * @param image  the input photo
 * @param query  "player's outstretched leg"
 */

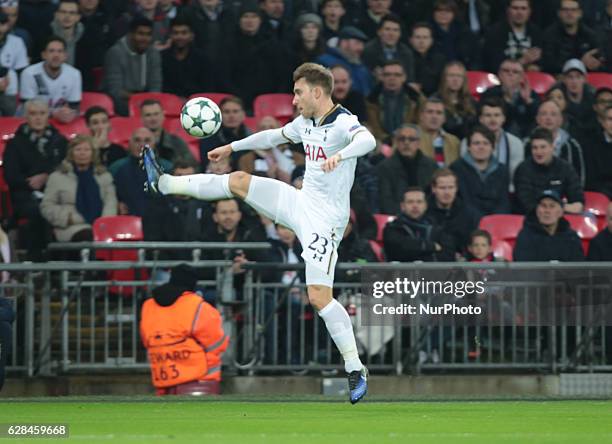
xmin=310 ymin=284 xmax=368 ymax=404
xmin=140 ymin=146 xmax=251 ymax=200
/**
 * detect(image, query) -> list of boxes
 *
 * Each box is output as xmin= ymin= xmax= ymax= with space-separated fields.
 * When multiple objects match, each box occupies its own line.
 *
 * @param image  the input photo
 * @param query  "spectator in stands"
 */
xmin=450 ymin=125 xmax=511 ymax=217
xmin=426 ymin=168 xmax=478 ymax=253
xmin=104 ymin=16 xmax=161 ymax=116
xmin=363 ymin=14 xmax=414 ymax=85
xmin=320 ymin=0 xmax=346 ymax=45
xmin=434 ymin=61 xmax=475 ymax=140
xmin=109 ymin=127 xmax=171 ymax=216
xmin=161 ymin=16 xmax=216 ymax=98
xmin=418 ymin=97 xmax=460 ymax=167
xmin=0 ymin=293 xmax=13 ymax=392
xmin=365 ymin=60 xmax=421 ymax=144
xmin=383 ymin=187 xmax=455 ymax=262
xmin=513 ymin=189 xmax=584 ymax=261
xmin=140 ymin=264 xmax=228 ymax=395
xmin=290 ymin=13 xmax=326 ymax=68
xmin=532 ymin=100 xmax=585 ymax=186
xmin=139 ymin=99 xmax=194 ymax=163
xmin=559 ymin=59 xmax=596 ymax=134
xmin=583 ymin=105 xmax=612 ymax=198
xmin=2 ymin=0 xmax=32 ymax=53
xmin=259 ymin=0 xmax=290 ymax=41
xmin=0 ymin=10 xmax=28 ymax=116
xmin=430 ymin=0 xmax=480 ymax=70
xmin=377 ymin=124 xmax=438 ymax=214
xmin=542 ymin=0 xmax=601 ymax=74
xmin=186 ymin=0 xmax=236 ymax=71
xmin=514 ymin=127 xmax=584 ymax=214
xmin=355 ymin=0 xmax=392 ymax=39
xmin=331 ymin=65 xmax=367 ymax=122
xmin=40 ymin=135 xmax=117 ymax=242
xmin=199 ymin=96 xmax=252 ymax=171
xmin=481 ymin=58 xmax=539 ymax=138
xmin=143 ymin=158 xmax=213 ymax=260
xmin=77 ymin=0 xmax=114 ymax=91
xmin=317 ymin=26 xmax=372 ymax=96
xmin=84 ymin=106 xmax=126 ymax=166
xmin=3 ymin=99 xmax=68 ymax=260
xmin=227 ymin=1 xmax=290 ymax=110
xmin=51 ymin=0 xmax=83 ymax=67
xmin=408 ymin=22 xmax=446 ymax=97
xmin=465 ymin=229 xmax=495 ymax=262
xmin=482 ymin=0 xmax=543 ymax=73
xmin=587 ymin=202 xmax=612 ymax=260
xmin=20 ymin=35 xmax=82 ymax=123
xmin=542 ymin=0 xmax=602 ymax=74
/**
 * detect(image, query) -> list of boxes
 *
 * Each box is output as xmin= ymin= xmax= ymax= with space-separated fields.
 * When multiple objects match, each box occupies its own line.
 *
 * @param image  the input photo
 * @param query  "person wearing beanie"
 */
xmin=140 ymin=264 xmax=229 ymax=396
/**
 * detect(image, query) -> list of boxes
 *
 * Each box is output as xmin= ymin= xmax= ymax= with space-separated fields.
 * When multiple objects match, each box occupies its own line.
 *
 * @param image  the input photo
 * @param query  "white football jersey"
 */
xmin=20 ymin=61 xmax=82 ymax=109
xmin=281 ymin=104 xmax=368 ymax=226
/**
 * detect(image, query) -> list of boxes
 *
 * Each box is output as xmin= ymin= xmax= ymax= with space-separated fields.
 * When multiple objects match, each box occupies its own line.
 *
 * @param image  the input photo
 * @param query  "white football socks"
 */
xmin=318 ymin=298 xmax=363 ymax=373
xmin=158 ymin=173 xmax=233 ymax=200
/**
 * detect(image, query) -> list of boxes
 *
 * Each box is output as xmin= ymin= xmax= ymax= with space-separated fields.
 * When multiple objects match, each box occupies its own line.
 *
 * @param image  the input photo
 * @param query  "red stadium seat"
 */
xmin=525 ymin=72 xmax=556 ymax=98
xmin=565 ymin=214 xmax=599 ymax=254
xmin=0 ymin=117 xmax=24 ymax=141
xmin=479 ymin=214 xmax=524 ymax=248
xmin=492 ymin=238 xmax=513 ymax=262
xmin=373 ymin=213 xmax=396 ymax=242
xmin=108 ymin=117 xmax=140 ymax=147
xmin=93 ymin=216 xmax=146 ymax=296
xmin=586 ymin=72 xmax=612 ymax=89
xmin=80 ymin=92 xmax=115 ymax=116
xmin=129 ymin=92 xmax=184 ymax=118
xmin=253 ymin=94 xmax=294 ymax=124
xmin=466 ymin=71 xmax=500 ymax=100
xmin=51 ymin=117 xmax=88 ymax=139
xmin=188 ymin=92 xmax=232 ymax=105
xmin=368 ymin=240 xmax=385 ymax=262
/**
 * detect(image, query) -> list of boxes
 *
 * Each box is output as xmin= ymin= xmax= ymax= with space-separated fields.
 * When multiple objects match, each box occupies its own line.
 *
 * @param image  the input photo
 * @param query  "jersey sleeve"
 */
xmin=280 ymin=117 xmax=302 ymax=144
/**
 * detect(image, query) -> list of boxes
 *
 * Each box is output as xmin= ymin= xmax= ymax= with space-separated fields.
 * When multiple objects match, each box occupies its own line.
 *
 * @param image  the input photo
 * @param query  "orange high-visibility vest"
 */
xmin=141 ymin=292 xmax=222 ymax=388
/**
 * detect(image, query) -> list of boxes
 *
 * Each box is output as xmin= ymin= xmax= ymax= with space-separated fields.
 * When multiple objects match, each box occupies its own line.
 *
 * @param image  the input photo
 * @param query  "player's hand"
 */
xmin=322 ymin=154 xmax=342 ymax=173
xmin=208 ymin=144 xmax=232 ymax=163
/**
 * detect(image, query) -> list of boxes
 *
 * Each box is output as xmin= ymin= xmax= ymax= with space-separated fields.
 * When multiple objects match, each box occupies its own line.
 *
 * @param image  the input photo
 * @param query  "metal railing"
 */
xmin=1 ymin=257 xmax=611 ymax=377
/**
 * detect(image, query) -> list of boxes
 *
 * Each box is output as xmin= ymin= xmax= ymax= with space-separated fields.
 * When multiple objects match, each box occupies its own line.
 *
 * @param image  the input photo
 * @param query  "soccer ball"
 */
xmin=180 ymin=97 xmax=222 ymax=138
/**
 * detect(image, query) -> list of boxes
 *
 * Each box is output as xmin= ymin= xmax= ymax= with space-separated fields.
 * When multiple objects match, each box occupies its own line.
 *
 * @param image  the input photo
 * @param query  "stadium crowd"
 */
xmin=0 ymin=0 xmax=610 ymax=267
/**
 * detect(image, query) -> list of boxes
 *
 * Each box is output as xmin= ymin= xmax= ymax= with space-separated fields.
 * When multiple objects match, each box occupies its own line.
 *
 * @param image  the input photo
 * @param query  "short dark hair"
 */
xmin=129 ymin=15 xmax=154 ymax=33
xmin=378 ymin=13 xmax=402 ymax=30
xmin=43 ymin=35 xmax=66 ymax=51
xmin=530 ymin=127 xmax=554 ymax=145
xmin=140 ymin=99 xmax=162 ymax=109
xmin=469 ymin=229 xmax=492 ymax=246
xmin=84 ymin=106 xmax=109 ymax=123
xmin=411 ymin=21 xmax=433 ymax=36
xmin=478 ymin=97 xmax=507 ymax=117
xmin=468 ymin=124 xmax=496 ymax=147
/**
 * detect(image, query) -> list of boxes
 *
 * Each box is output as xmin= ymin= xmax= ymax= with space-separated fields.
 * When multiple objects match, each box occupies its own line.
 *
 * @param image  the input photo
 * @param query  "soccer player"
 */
xmin=142 ymin=62 xmax=374 ymax=404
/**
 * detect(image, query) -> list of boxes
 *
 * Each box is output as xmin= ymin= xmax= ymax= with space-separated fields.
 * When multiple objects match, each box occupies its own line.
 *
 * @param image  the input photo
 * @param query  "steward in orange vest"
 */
xmin=140 ymin=265 xmax=229 ymax=395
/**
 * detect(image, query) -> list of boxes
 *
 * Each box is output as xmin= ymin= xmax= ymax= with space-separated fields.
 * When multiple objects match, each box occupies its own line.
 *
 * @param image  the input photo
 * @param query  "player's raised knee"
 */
xmin=228 ymin=171 xmax=252 ymax=198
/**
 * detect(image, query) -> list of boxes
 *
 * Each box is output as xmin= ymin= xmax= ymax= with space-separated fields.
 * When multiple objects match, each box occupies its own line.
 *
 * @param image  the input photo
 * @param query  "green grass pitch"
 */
xmin=1 ymin=397 xmax=611 ymax=443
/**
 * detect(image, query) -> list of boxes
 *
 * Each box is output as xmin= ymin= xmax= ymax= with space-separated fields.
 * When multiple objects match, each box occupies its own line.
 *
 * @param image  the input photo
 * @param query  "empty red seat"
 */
xmin=108 ymin=117 xmax=140 ymax=147
xmin=51 ymin=117 xmax=88 ymax=139
xmin=586 ymin=72 xmax=612 ymax=89
xmin=93 ymin=216 xmax=146 ymax=296
xmin=479 ymin=214 xmax=524 ymax=248
xmin=129 ymin=92 xmax=184 ymax=118
xmin=253 ymin=94 xmax=294 ymax=124
xmin=81 ymin=92 xmax=115 ymax=116
xmin=187 ymin=92 xmax=232 ymax=105
xmin=466 ymin=71 xmax=500 ymax=100
xmin=525 ymin=72 xmax=556 ymax=98
xmin=0 ymin=117 xmax=24 ymax=141
xmin=373 ymin=213 xmax=396 ymax=243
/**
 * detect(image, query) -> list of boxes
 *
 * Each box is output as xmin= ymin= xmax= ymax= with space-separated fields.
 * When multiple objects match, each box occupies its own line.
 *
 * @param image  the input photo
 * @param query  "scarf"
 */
xmin=74 ymin=165 xmax=103 ymax=224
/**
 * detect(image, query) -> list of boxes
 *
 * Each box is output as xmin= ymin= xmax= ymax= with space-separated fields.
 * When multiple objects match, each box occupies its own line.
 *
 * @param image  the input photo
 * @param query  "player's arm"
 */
xmin=322 ymin=130 xmax=376 ymax=173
